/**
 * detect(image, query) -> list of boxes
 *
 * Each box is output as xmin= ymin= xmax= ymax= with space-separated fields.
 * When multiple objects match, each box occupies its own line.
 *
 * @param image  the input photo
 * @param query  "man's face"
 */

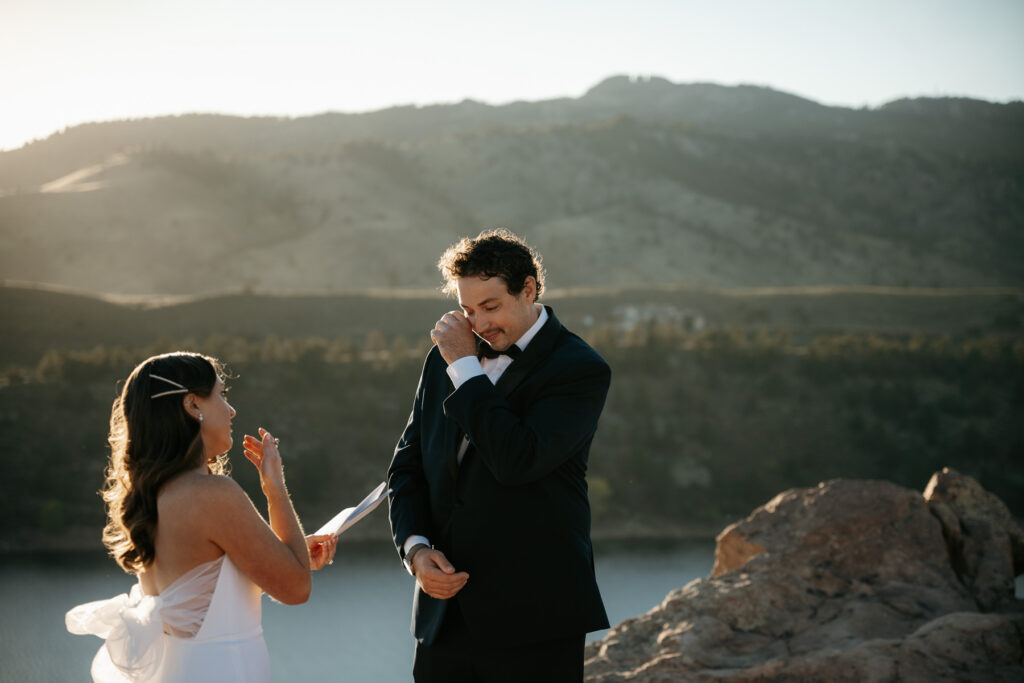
xmin=455 ymin=275 xmax=539 ymax=352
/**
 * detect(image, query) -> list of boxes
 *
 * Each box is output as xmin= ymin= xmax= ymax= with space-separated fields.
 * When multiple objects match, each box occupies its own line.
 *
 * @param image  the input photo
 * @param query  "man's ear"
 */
xmin=522 ymin=276 xmax=537 ymax=303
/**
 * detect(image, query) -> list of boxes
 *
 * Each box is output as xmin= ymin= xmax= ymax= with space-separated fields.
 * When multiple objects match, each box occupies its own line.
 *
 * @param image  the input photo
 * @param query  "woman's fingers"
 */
xmin=260 ymin=429 xmax=280 ymax=456
xmin=242 ymin=449 xmax=260 ymax=468
xmin=242 ymin=431 xmax=286 ymax=482
xmin=323 ymin=536 xmax=338 ymax=566
xmin=306 ymin=534 xmax=338 ymax=570
xmin=242 ymin=433 xmax=267 ymax=470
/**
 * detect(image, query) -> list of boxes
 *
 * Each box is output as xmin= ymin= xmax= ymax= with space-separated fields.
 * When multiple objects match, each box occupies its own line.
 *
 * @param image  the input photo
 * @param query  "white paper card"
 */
xmin=313 ymin=481 xmax=390 ymax=537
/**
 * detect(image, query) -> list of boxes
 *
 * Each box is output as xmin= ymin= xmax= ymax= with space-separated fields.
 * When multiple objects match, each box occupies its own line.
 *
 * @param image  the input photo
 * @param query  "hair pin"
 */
xmin=150 ymin=374 xmax=189 ymax=399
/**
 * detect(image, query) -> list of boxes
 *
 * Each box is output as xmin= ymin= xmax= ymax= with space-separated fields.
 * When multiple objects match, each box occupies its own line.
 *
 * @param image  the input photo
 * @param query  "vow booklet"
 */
xmin=314 ymin=481 xmax=390 ymax=537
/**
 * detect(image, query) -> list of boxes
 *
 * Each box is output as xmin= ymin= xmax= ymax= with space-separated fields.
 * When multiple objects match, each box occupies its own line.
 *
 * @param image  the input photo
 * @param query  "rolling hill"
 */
xmin=1 ymin=75 xmax=1022 ymax=296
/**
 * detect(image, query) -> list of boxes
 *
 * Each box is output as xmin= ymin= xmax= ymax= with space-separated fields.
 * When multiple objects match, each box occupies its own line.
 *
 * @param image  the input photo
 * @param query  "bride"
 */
xmin=66 ymin=352 xmax=337 ymax=682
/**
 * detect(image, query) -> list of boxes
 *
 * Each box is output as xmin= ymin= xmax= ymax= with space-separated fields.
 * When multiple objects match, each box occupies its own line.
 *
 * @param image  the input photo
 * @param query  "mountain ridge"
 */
xmin=1 ymin=75 xmax=1021 ymax=295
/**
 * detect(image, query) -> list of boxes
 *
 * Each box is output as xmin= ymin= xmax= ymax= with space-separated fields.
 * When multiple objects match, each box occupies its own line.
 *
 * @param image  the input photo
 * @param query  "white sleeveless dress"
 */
xmin=66 ymin=555 xmax=270 ymax=682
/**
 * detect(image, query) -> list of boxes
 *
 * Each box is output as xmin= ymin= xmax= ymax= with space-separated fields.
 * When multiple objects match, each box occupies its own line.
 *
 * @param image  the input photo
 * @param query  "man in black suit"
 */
xmin=388 ymin=229 xmax=611 ymax=682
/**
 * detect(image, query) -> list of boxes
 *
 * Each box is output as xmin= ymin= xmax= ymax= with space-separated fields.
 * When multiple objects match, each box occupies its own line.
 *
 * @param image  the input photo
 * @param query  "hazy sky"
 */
xmin=2 ymin=0 xmax=1023 ymax=151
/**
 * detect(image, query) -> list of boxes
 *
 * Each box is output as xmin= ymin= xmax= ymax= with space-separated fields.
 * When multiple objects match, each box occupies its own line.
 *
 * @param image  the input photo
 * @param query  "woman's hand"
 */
xmin=242 ymin=428 xmax=286 ymax=493
xmin=306 ymin=534 xmax=338 ymax=571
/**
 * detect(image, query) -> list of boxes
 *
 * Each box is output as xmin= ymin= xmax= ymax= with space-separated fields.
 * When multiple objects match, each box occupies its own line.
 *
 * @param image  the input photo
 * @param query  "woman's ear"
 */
xmin=182 ymin=394 xmax=199 ymax=419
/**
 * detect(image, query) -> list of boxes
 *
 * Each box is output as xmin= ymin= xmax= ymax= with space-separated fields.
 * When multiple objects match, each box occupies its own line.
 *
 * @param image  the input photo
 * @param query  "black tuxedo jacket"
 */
xmin=388 ymin=306 xmax=611 ymax=646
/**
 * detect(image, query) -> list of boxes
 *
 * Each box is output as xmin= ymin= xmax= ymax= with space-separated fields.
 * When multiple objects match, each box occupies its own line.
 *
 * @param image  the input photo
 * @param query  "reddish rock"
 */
xmin=585 ymin=472 xmax=1024 ymax=682
xmin=923 ymin=467 xmax=1024 ymax=611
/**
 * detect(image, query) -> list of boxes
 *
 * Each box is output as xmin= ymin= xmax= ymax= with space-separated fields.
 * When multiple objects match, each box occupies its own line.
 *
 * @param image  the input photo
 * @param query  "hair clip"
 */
xmin=150 ymin=374 xmax=190 ymax=399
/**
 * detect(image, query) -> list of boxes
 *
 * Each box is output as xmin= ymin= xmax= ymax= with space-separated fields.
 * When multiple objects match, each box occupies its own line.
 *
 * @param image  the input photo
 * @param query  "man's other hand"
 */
xmin=413 ymin=548 xmax=470 ymax=599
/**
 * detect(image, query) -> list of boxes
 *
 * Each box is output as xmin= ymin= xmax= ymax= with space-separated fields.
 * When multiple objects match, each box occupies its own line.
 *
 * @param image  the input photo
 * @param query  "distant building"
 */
xmin=613 ymin=304 xmax=705 ymax=332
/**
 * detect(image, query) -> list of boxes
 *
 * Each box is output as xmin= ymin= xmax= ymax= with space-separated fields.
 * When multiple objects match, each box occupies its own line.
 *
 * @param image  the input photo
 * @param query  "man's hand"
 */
xmin=306 ymin=534 xmax=338 ymax=571
xmin=412 ymin=548 xmax=469 ymax=599
xmin=431 ymin=311 xmax=477 ymax=365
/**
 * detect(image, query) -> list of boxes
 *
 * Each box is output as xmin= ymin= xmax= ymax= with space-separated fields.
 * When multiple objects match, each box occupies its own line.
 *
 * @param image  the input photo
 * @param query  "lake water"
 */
xmin=0 ymin=539 xmax=715 ymax=682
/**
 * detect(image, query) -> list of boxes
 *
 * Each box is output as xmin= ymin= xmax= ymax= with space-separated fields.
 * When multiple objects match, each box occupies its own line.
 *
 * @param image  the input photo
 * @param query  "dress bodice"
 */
xmin=190 ymin=555 xmax=263 ymax=641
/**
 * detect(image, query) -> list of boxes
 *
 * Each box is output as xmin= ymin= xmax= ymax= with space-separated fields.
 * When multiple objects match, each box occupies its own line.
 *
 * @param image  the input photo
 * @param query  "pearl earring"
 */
xmin=198 ymin=412 xmax=204 ymax=422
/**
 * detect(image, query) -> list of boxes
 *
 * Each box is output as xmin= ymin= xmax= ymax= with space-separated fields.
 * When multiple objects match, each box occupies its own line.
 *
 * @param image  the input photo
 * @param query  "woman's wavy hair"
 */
xmin=101 ymin=352 xmax=229 ymax=573
xmin=437 ymin=228 xmax=546 ymax=299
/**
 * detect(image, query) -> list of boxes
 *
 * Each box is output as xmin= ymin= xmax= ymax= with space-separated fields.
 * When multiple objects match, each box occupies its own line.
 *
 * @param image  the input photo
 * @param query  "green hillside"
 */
xmin=4 ymin=281 xmax=1021 ymax=363
xmin=2 ymin=285 xmax=1021 ymax=552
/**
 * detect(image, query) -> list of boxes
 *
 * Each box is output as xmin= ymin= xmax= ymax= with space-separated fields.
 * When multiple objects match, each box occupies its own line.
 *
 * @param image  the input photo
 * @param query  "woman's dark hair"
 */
xmin=101 ymin=352 xmax=229 ymax=573
xmin=437 ymin=228 xmax=546 ymax=299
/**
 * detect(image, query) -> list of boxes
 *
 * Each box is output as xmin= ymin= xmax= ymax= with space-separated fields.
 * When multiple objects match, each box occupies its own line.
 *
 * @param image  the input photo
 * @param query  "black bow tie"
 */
xmin=477 ymin=338 xmax=522 ymax=360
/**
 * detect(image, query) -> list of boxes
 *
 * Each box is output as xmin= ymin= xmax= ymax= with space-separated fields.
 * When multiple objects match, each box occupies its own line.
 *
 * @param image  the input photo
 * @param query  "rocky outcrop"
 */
xmin=923 ymin=468 xmax=1024 ymax=612
xmin=585 ymin=469 xmax=1024 ymax=682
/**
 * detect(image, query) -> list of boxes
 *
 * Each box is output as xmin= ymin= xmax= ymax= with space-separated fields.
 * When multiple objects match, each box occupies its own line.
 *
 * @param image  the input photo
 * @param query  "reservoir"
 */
xmin=2 ymin=539 xmax=714 ymax=681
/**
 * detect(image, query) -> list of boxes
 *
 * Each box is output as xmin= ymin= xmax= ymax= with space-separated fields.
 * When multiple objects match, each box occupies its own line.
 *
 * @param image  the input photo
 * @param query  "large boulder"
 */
xmin=585 ymin=471 xmax=1024 ymax=682
xmin=923 ymin=468 xmax=1024 ymax=611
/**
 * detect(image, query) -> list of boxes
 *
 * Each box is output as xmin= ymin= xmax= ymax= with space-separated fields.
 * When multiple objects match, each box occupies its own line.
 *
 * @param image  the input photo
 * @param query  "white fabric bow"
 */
xmin=66 ymin=584 xmax=165 ymax=681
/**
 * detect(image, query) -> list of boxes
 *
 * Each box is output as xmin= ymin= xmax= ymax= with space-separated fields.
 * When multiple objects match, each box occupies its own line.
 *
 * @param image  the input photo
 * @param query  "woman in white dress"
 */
xmin=66 ymin=351 xmax=337 ymax=682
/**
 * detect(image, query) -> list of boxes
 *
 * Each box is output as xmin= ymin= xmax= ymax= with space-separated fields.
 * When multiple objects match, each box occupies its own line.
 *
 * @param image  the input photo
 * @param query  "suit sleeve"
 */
xmin=387 ymin=351 xmax=435 ymax=559
xmin=442 ymin=351 xmax=611 ymax=486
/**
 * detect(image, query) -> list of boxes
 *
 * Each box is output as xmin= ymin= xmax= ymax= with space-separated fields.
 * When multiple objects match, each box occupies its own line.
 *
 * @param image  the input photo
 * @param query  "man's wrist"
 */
xmin=405 ymin=543 xmax=430 ymax=575
xmin=446 ymin=355 xmax=484 ymax=390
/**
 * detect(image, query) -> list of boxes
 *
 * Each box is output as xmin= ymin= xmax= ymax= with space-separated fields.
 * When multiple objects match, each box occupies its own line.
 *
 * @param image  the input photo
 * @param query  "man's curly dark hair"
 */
xmin=437 ymin=228 xmax=546 ymax=299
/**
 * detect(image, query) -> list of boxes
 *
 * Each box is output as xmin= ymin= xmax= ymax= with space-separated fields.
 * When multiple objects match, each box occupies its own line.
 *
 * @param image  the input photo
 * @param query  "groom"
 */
xmin=388 ymin=229 xmax=611 ymax=682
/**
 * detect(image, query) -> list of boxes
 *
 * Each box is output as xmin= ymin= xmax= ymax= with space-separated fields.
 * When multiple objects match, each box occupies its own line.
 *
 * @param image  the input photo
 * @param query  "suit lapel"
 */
xmin=494 ymin=306 xmax=562 ymax=399
xmin=444 ymin=374 xmax=461 ymax=479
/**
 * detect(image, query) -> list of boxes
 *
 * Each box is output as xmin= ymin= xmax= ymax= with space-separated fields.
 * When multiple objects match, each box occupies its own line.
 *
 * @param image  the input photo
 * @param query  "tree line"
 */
xmin=1 ymin=324 xmax=1020 ymax=552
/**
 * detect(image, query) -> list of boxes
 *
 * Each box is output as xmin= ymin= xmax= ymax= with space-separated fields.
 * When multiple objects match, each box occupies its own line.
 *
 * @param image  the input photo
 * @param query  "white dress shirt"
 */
xmin=403 ymin=305 xmax=548 ymax=573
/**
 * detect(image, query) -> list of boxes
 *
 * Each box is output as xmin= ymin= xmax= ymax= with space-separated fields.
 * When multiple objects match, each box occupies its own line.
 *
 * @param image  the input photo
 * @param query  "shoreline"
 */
xmin=0 ymin=519 xmax=724 ymax=557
